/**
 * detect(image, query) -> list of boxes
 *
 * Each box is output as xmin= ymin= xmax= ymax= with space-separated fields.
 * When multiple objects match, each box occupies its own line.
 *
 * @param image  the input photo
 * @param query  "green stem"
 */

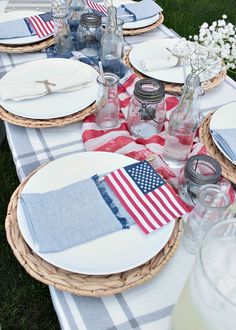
xmin=228 ymin=69 xmax=236 ymax=76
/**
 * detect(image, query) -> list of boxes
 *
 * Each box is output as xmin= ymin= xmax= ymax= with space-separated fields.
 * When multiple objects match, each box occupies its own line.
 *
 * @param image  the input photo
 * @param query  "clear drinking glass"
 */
xmin=171 ymin=218 xmax=236 ymax=330
xmin=69 ymin=0 xmax=87 ymax=31
xmin=183 ymin=184 xmax=230 ymax=254
xmin=51 ymin=0 xmax=73 ymax=54
xmin=95 ymin=72 xmax=120 ymax=129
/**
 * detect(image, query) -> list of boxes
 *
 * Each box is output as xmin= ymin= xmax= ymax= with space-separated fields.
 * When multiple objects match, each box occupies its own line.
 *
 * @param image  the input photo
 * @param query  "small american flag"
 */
xmin=28 ymin=12 xmax=54 ymax=39
xmin=105 ymin=161 xmax=188 ymax=234
xmin=86 ymin=0 xmax=107 ymax=16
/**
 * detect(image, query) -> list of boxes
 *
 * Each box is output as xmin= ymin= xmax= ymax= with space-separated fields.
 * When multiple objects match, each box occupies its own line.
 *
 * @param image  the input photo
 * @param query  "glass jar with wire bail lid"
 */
xmin=76 ymin=13 xmax=103 ymax=60
xmin=127 ymin=78 xmax=166 ymax=138
xmin=179 ymin=154 xmax=222 ymax=206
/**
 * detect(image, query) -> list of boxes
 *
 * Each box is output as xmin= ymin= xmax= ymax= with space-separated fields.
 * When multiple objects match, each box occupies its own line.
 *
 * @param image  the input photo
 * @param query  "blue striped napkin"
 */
xmin=20 ymin=175 xmax=134 ymax=253
xmin=117 ymin=0 xmax=163 ymax=23
xmin=0 ymin=18 xmax=36 ymax=39
xmin=211 ymin=128 xmax=236 ymax=164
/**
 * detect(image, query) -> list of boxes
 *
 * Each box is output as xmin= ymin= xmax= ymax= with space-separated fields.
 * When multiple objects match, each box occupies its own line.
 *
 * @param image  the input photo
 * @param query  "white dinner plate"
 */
xmin=210 ymin=102 xmax=236 ymax=163
xmin=17 ymin=152 xmax=175 ymax=275
xmin=0 ymin=11 xmax=53 ymax=45
xmin=0 ymin=58 xmax=99 ymax=119
xmin=129 ymin=39 xmax=222 ymax=84
xmin=100 ymin=0 xmax=160 ymax=29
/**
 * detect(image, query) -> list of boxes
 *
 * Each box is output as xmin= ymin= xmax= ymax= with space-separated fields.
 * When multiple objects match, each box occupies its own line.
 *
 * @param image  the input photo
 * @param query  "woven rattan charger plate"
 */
xmin=5 ymin=165 xmax=182 ymax=297
xmin=122 ymin=13 xmax=164 ymax=36
xmin=0 ymin=102 xmax=96 ymax=128
xmin=199 ymin=113 xmax=236 ymax=184
xmin=123 ymin=51 xmax=227 ymax=94
xmin=0 ymin=36 xmax=54 ymax=54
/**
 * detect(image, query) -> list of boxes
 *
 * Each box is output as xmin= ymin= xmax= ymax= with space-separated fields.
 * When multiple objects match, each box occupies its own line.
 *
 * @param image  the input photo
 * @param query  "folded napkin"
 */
xmin=0 ymin=67 xmax=95 ymax=101
xmin=0 ymin=18 xmax=35 ymax=40
xmin=211 ymin=128 xmax=236 ymax=164
xmin=20 ymin=175 xmax=134 ymax=253
xmin=117 ymin=0 xmax=163 ymax=23
xmin=140 ymin=54 xmax=178 ymax=71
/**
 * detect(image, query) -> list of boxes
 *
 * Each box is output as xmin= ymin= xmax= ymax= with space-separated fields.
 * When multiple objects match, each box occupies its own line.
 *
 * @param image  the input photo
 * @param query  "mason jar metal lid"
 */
xmin=80 ymin=13 xmax=102 ymax=28
xmin=134 ymin=78 xmax=165 ymax=102
xmin=184 ymin=154 xmax=222 ymax=186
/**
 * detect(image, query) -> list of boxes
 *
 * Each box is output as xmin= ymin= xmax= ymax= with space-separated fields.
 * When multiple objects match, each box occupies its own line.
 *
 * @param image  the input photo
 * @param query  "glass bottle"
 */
xmin=95 ymin=72 xmax=120 ymax=129
xmin=117 ymin=18 xmax=124 ymax=58
xmin=51 ymin=0 xmax=73 ymax=54
xmin=69 ymin=0 xmax=87 ymax=32
xmin=183 ymin=184 xmax=230 ymax=254
xmin=162 ymin=74 xmax=201 ymax=169
xmin=127 ymin=78 xmax=165 ymax=138
xmin=76 ymin=13 xmax=103 ymax=60
xmin=100 ymin=6 xmax=122 ymax=78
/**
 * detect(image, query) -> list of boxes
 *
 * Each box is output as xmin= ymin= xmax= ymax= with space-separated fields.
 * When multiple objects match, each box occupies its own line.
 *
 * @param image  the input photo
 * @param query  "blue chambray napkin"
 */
xmin=117 ymin=0 xmax=163 ymax=23
xmin=20 ymin=175 xmax=134 ymax=253
xmin=211 ymin=128 xmax=236 ymax=164
xmin=0 ymin=18 xmax=36 ymax=39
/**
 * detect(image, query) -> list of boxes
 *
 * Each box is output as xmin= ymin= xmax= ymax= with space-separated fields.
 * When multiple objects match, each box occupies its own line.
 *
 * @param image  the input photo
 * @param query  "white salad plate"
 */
xmin=17 ymin=152 xmax=175 ymax=275
xmin=100 ymin=0 xmax=160 ymax=29
xmin=210 ymin=102 xmax=236 ymax=163
xmin=0 ymin=11 xmax=53 ymax=45
xmin=0 ymin=58 xmax=99 ymax=120
xmin=129 ymin=38 xmax=222 ymax=84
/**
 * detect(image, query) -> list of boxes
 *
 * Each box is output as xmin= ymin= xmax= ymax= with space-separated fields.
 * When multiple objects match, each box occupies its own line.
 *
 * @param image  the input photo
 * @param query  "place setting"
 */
xmin=0 ymin=10 xmax=55 ymax=53
xmin=124 ymin=38 xmax=227 ymax=94
xmin=0 ymin=58 xmax=99 ymax=128
xmin=88 ymin=0 xmax=164 ymax=36
xmin=6 ymin=151 xmax=186 ymax=296
xmin=199 ymin=102 xmax=236 ymax=184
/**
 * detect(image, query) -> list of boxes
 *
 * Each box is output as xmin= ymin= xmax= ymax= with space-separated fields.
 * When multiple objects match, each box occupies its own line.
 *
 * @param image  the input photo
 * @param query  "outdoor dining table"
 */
xmin=1 ymin=0 xmax=236 ymax=329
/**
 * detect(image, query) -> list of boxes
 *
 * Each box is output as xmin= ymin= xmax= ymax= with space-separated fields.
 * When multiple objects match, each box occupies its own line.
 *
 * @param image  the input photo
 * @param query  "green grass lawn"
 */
xmin=1 ymin=1 xmax=236 ymax=329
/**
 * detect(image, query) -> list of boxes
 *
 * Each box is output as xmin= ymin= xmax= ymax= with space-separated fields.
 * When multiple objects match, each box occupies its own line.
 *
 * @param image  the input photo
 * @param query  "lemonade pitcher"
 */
xmin=170 ymin=218 xmax=236 ymax=330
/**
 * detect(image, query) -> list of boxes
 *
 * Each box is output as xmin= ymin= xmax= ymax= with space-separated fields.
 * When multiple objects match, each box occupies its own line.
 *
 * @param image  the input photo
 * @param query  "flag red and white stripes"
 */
xmin=86 ymin=0 xmax=107 ymax=16
xmin=105 ymin=161 xmax=188 ymax=234
xmin=28 ymin=12 xmax=54 ymax=39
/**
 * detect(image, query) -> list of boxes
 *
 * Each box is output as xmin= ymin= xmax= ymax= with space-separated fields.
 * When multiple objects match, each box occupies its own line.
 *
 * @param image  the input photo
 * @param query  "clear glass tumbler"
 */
xmin=183 ymin=184 xmax=230 ymax=254
xmin=95 ymin=72 xmax=120 ymax=129
xmin=51 ymin=0 xmax=73 ymax=54
xmin=171 ymin=218 xmax=236 ymax=330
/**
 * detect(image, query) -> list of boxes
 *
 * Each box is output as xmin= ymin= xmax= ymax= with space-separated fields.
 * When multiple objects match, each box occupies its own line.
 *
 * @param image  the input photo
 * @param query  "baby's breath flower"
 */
xmin=174 ymin=15 xmax=236 ymax=78
xmin=198 ymin=16 xmax=235 ymax=70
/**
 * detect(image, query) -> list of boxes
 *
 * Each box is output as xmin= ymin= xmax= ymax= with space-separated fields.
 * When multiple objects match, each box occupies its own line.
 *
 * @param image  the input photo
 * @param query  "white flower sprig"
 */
xmin=190 ymin=15 xmax=236 ymax=74
xmin=171 ymin=38 xmax=221 ymax=81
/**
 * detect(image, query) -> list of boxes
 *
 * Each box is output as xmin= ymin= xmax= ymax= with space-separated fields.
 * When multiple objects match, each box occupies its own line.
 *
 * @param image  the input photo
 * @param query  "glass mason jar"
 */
xmin=76 ymin=13 xmax=103 ymax=60
xmin=179 ymin=154 xmax=222 ymax=206
xmin=171 ymin=218 xmax=236 ymax=330
xmin=183 ymin=184 xmax=230 ymax=254
xmin=51 ymin=0 xmax=73 ymax=54
xmin=127 ymin=78 xmax=165 ymax=138
xmin=95 ymin=72 xmax=120 ymax=129
xmin=163 ymin=74 xmax=201 ymax=169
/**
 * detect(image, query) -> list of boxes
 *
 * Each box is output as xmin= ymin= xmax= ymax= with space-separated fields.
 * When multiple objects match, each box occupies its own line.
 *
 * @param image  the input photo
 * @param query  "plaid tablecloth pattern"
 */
xmin=1 ymin=1 xmax=236 ymax=329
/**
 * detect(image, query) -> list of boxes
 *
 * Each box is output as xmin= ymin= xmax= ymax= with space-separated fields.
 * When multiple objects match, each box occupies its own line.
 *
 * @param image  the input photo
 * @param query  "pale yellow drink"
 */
xmin=170 ymin=279 xmax=214 ymax=330
xmin=170 ymin=234 xmax=236 ymax=330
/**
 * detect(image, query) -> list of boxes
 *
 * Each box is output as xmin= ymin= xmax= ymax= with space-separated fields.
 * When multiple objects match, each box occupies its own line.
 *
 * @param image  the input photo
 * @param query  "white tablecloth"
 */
xmin=1 ymin=1 xmax=236 ymax=329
